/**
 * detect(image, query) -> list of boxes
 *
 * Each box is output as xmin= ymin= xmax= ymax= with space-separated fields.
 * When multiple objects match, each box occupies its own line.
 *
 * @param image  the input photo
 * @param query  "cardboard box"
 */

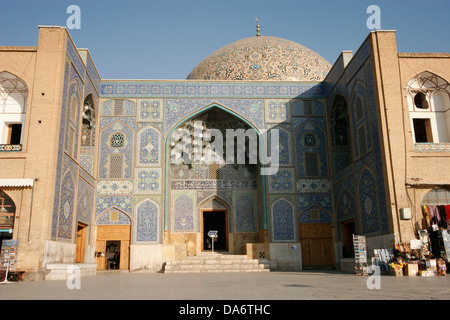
xmin=405 ymin=264 xmax=419 ymax=276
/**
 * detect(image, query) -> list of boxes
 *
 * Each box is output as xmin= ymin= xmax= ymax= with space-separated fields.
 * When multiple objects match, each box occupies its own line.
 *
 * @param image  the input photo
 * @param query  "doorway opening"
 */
xmin=76 ymin=222 xmax=87 ymax=263
xmin=202 ymin=210 xmax=227 ymax=251
xmin=95 ymin=225 xmax=130 ymax=271
xmin=342 ymin=219 xmax=355 ymax=258
xmin=105 ymin=240 xmax=121 ymax=270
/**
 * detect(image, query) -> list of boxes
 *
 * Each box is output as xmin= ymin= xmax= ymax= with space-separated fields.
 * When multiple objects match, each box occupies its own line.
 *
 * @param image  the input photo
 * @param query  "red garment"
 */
xmin=445 ymin=205 xmax=450 ymax=224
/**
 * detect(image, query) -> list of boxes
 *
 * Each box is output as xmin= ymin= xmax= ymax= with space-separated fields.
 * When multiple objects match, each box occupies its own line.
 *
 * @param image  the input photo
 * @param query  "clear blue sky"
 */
xmin=1 ymin=0 xmax=449 ymax=80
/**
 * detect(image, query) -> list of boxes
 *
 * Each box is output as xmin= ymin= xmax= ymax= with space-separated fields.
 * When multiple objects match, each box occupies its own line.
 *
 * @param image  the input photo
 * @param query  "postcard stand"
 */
xmin=1 ymin=240 xmax=18 ymax=284
xmin=353 ymin=234 xmax=368 ymax=275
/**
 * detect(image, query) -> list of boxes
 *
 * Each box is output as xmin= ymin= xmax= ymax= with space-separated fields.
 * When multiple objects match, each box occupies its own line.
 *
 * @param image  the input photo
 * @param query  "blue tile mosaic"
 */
xmin=136 ymin=199 xmax=159 ymax=242
xmin=173 ymin=194 xmax=194 ymax=232
xmin=235 ymin=193 xmax=256 ymax=232
xmin=101 ymin=81 xmax=325 ymax=99
xmin=57 ymin=169 xmax=75 ymax=240
xmin=137 ymin=125 xmax=161 ymax=166
xmin=272 ymin=199 xmax=295 ymax=241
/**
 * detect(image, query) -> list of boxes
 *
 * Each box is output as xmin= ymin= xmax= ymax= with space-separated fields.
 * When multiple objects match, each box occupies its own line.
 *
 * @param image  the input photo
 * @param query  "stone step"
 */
xmin=164 ymin=253 xmax=270 ymax=273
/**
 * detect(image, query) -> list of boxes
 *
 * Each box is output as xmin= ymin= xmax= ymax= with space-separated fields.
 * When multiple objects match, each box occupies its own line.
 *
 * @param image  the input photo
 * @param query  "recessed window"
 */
xmin=70 ymin=96 xmax=78 ymax=121
xmin=303 ymin=100 xmax=313 ymax=116
xmin=7 ymin=123 xmax=22 ymax=145
xmin=407 ymin=72 xmax=450 ymax=144
xmin=67 ymin=126 xmax=75 ymax=156
xmin=0 ymin=72 xmax=27 ymax=148
xmin=109 ymin=154 xmax=124 ymax=179
xmin=413 ymin=118 xmax=433 ymax=143
xmin=114 ymin=100 xmax=124 ymax=116
xmin=355 ymin=96 xmax=364 ymax=121
xmin=414 ymin=92 xmax=429 ymax=109
xmin=110 ymin=132 xmax=124 ymax=148
xmin=305 ymin=152 xmax=319 ymax=177
xmin=209 ymin=162 xmax=219 ymax=179
xmin=82 ymin=94 xmax=95 ymax=147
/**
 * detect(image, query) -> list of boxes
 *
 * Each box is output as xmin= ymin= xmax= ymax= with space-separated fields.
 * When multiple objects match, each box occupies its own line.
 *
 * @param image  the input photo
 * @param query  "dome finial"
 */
xmin=255 ymin=18 xmax=260 ymax=36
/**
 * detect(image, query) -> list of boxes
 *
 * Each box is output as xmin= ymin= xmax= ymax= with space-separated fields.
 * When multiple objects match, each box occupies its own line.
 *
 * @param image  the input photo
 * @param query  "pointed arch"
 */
xmin=0 ymin=190 xmax=16 ymax=229
xmin=76 ymin=189 xmax=92 ymax=225
xmin=198 ymin=194 xmax=231 ymax=211
xmin=329 ymin=93 xmax=353 ymax=175
xmin=96 ymin=206 xmax=131 ymax=225
xmin=81 ymin=93 xmax=96 ymax=147
xmin=0 ymin=71 xmax=28 ymax=146
xmin=407 ymin=71 xmax=450 ymax=143
xmin=136 ymin=124 xmax=161 ymax=166
xmin=294 ymin=120 xmax=328 ymax=178
xmin=166 ymin=102 xmax=260 ymax=138
xmin=164 ymin=103 xmax=268 ymax=230
xmin=298 ymin=204 xmax=332 ymax=224
xmin=335 ymin=186 xmax=357 ymax=223
xmin=135 ymin=199 xmax=160 ymax=243
xmin=99 ymin=120 xmax=134 ymax=179
xmin=271 ymin=198 xmax=295 ymax=242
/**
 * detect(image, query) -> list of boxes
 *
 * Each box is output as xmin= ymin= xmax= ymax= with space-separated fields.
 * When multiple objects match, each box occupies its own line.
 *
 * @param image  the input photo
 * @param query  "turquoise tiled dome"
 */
xmin=187 ymin=36 xmax=331 ymax=81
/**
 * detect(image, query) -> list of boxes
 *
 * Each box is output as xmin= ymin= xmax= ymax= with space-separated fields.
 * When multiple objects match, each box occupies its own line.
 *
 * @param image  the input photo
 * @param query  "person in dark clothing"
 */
xmin=112 ymin=252 xmax=120 ymax=269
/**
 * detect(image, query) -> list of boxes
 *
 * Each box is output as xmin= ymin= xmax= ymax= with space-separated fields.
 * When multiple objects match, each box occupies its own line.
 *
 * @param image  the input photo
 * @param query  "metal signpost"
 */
xmin=208 ymin=230 xmax=218 ymax=254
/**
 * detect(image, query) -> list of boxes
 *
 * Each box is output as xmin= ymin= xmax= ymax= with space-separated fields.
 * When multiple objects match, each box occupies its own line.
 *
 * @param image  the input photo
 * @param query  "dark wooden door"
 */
xmin=299 ymin=223 xmax=334 ymax=268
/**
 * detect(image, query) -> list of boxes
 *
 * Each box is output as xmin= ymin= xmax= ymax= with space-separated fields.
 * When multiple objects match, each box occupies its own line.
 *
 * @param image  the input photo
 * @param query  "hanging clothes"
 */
xmin=429 ymin=205 xmax=440 ymax=227
xmin=438 ymin=205 xmax=447 ymax=228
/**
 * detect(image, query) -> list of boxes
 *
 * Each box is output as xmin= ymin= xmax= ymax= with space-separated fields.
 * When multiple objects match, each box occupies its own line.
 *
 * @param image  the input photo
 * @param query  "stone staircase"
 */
xmin=164 ymin=252 xmax=271 ymax=273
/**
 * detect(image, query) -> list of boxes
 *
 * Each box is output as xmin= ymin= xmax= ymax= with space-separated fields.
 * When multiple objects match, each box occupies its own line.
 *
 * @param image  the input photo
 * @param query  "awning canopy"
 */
xmin=0 ymin=179 xmax=34 ymax=187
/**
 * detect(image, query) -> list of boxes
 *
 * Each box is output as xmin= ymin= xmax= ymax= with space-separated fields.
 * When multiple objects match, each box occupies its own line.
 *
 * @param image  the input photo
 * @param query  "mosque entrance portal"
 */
xmin=202 ymin=210 xmax=228 ymax=251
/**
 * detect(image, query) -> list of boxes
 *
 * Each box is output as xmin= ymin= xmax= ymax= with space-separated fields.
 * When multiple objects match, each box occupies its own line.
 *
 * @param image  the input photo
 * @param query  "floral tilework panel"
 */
xmin=358 ymin=168 xmax=380 ymax=234
xmin=336 ymin=188 xmax=357 ymax=222
xmin=137 ymin=125 xmax=161 ymax=166
xmin=173 ymin=193 xmax=195 ymax=232
xmin=134 ymin=168 xmax=162 ymax=194
xmin=96 ymin=180 xmax=133 ymax=194
xmin=80 ymin=154 xmax=94 ymax=176
xmin=272 ymin=199 xmax=295 ymax=241
xmin=265 ymin=99 xmax=291 ymax=123
xmin=137 ymin=99 xmax=163 ymax=122
xmin=296 ymin=179 xmax=330 ymax=193
xmin=135 ymin=199 xmax=159 ymax=243
xmin=268 ymin=168 xmax=295 ymax=194
xmin=57 ymin=170 xmax=75 ymax=240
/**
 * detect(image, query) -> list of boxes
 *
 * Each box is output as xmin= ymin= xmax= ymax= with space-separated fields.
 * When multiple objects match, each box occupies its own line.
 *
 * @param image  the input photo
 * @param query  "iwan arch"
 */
xmin=0 ymin=26 xmax=449 ymax=280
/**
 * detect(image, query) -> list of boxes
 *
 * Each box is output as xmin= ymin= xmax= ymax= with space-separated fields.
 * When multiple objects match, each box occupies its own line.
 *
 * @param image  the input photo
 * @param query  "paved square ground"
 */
xmin=1 ymin=270 xmax=450 ymax=300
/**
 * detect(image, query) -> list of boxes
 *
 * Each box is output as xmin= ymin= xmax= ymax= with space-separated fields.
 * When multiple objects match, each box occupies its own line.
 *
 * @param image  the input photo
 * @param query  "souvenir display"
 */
xmin=353 ymin=235 xmax=368 ymax=275
xmin=1 ymin=240 xmax=18 ymax=271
